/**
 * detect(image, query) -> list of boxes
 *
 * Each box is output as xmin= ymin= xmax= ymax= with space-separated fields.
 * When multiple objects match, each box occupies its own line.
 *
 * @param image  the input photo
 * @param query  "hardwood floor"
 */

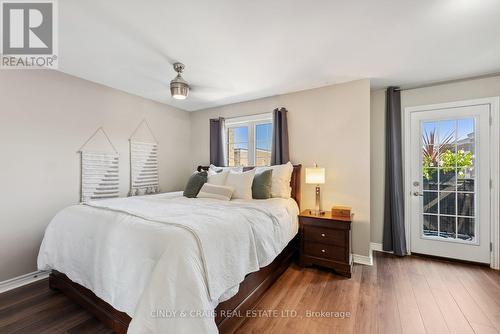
xmin=0 ymin=279 xmax=112 ymax=334
xmin=1 ymin=252 xmax=499 ymax=333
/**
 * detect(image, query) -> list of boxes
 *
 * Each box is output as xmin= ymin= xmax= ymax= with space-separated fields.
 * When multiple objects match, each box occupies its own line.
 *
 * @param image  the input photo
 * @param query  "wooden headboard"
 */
xmin=197 ymin=164 xmax=302 ymax=207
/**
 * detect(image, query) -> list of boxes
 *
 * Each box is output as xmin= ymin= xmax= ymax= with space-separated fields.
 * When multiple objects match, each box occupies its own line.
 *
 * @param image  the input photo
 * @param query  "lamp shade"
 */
xmin=305 ymin=167 xmax=325 ymax=184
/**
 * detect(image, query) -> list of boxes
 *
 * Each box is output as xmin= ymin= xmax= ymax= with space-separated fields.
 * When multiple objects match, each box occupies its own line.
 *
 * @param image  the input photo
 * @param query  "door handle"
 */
xmin=413 ymin=191 xmax=423 ymax=197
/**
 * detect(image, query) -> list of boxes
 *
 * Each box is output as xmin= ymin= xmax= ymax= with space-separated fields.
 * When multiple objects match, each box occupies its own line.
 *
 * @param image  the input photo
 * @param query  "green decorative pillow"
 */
xmin=183 ymin=171 xmax=208 ymax=198
xmin=252 ymin=169 xmax=273 ymax=199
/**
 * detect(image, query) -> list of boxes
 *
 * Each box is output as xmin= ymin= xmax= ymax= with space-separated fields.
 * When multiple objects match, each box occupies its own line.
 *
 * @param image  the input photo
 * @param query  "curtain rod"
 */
xmin=393 ymin=72 xmax=500 ymax=92
xmin=210 ymin=108 xmax=283 ymax=121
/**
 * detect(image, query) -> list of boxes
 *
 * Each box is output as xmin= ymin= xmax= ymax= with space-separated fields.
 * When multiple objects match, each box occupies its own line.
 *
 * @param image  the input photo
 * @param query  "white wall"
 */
xmin=370 ymin=75 xmax=500 ymax=244
xmin=0 ymin=70 xmax=191 ymax=281
xmin=190 ymin=79 xmax=372 ymax=257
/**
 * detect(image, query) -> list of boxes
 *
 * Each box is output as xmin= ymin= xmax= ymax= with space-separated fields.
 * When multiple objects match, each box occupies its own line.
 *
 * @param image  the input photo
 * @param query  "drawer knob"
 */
xmin=321 ymin=249 xmax=326 ymax=253
xmin=321 ymin=233 xmax=326 ymax=237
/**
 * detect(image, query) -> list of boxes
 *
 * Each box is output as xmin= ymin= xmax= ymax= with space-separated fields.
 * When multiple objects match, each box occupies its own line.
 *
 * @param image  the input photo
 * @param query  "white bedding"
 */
xmin=37 ymin=191 xmax=298 ymax=334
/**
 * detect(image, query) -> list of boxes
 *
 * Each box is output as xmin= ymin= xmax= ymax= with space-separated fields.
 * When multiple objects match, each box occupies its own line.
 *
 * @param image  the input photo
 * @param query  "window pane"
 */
xmin=457 ymin=193 xmax=474 ymax=217
xmin=423 ymin=215 xmax=438 ymax=237
xmin=422 ymin=122 xmax=438 ymax=173
xmin=439 ymin=216 xmax=456 ymax=238
xmin=439 ymin=169 xmax=456 ymax=191
xmin=423 ymin=192 xmax=438 ymax=214
xmin=457 ymin=168 xmax=474 ymax=191
xmin=437 ymin=120 xmax=456 ymax=147
xmin=255 ymin=123 xmax=272 ymax=166
xmin=457 ymin=217 xmax=475 ymax=241
xmin=439 ymin=192 xmax=455 ymax=215
xmin=457 ymin=118 xmax=475 ymax=189
xmin=423 ymin=168 xmax=438 ymax=190
xmin=227 ymin=126 xmax=249 ymax=167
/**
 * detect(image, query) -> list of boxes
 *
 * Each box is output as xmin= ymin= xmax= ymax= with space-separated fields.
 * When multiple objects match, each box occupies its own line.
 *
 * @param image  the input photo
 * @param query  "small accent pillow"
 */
xmin=255 ymin=162 xmax=293 ymax=198
xmin=252 ymin=169 xmax=273 ymax=199
xmin=197 ymin=183 xmax=234 ymax=201
xmin=225 ymin=169 xmax=255 ymax=200
xmin=183 ymin=171 xmax=207 ymax=198
xmin=207 ymin=169 xmax=229 ymax=186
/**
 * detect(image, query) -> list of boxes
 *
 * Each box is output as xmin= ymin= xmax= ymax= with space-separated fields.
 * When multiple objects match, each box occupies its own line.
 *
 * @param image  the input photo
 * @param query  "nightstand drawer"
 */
xmin=303 ymin=242 xmax=346 ymax=262
xmin=303 ymin=226 xmax=346 ymax=246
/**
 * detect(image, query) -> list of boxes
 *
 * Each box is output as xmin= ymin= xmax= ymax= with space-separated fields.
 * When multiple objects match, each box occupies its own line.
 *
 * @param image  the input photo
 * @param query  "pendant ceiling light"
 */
xmin=170 ymin=62 xmax=189 ymax=100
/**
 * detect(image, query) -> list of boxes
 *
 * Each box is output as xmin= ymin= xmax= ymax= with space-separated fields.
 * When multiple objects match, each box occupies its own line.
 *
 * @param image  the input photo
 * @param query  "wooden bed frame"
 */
xmin=49 ymin=164 xmax=302 ymax=334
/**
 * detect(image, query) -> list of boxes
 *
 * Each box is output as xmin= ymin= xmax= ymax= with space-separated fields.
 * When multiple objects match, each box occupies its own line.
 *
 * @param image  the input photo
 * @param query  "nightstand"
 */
xmin=298 ymin=210 xmax=353 ymax=278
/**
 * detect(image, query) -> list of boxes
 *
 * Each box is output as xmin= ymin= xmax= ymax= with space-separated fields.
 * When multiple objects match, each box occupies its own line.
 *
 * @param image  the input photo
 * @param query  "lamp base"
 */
xmin=314 ymin=185 xmax=322 ymax=215
xmin=308 ymin=209 xmax=326 ymax=216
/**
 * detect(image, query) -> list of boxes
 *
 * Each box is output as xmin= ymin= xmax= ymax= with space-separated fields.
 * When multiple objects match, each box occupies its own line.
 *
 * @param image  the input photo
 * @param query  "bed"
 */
xmin=39 ymin=165 xmax=301 ymax=334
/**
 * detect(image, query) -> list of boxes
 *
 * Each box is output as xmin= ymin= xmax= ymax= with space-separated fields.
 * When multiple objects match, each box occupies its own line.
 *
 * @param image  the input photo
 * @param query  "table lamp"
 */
xmin=305 ymin=164 xmax=325 ymax=215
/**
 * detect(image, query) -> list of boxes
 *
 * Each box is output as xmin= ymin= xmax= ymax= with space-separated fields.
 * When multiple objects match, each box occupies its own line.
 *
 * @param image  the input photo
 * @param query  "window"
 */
xmin=225 ymin=113 xmax=273 ymax=167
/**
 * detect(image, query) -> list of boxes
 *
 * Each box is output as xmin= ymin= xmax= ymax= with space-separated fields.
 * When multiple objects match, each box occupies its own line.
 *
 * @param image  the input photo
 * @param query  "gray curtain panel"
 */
xmin=271 ymin=107 xmax=290 ymax=165
xmin=209 ymin=117 xmax=225 ymax=166
xmin=383 ymin=87 xmax=407 ymax=256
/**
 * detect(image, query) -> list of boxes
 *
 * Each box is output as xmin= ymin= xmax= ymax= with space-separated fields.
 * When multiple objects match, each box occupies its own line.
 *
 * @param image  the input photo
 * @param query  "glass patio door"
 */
xmin=409 ymin=103 xmax=491 ymax=263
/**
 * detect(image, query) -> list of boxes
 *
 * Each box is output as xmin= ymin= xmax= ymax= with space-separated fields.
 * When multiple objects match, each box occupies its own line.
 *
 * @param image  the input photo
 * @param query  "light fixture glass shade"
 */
xmin=305 ymin=167 xmax=325 ymax=184
xmin=171 ymin=92 xmax=187 ymax=100
xmin=170 ymin=74 xmax=189 ymax=100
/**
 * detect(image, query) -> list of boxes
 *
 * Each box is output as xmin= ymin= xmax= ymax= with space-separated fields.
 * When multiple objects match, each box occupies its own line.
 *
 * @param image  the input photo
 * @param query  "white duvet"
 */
xmin=37 ymin=191 xmax=298 ymax=333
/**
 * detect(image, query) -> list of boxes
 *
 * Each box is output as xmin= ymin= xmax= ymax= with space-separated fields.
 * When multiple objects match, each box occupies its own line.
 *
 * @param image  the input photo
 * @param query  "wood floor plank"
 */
xmin=422 ymin=261 xmax=474 ymax=334
xmin=376 ymin=253 xmax=403 ymax=334
xmin=391 ymin=256 xmax=427 ymax=334
xmin=67 ymin=316 xmax=113 ymax=334
xmin=317 ymin=264 xmax=362 ymax=333
xmin=464 ymin=265 xmax=500 ymax=307
xmin=3 ymin=300 xmax=80 ymax=334
xmin=451 ymin=263 xmax=500 ymax=331
xmin=235 ymin=265 xmax=316 ymax=334
xmin=394 ymin=254 xmax=450 ymax=334
xmin=436 ymin=263 xmax=493 ymax=331
xmin=480 ymin=267 xmax=500 ymax=288
xmin=469 ymin=322 xmax=500 ymax=334
xmin=38 ymin=310 xmax=93 ymax=334
xmin=0 ymin=293 xmax=71 ymax=329
xmin=278 ymin=267 xmax=331 ymax=333
xmin=0 ymin=280 xmax=51 ymax=312
xmin=352 ymin=260 xmax=379 ymax=334
xmin=270 ymin=267 xmax=319 ymax=334
xmin=1 ymin=252 xmax=500 ymax=334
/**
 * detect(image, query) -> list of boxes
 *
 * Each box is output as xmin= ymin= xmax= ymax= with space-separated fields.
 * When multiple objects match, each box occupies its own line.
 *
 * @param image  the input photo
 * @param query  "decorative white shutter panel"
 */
xmin=129 ymin=141 xmax=159 ymax=196
xmin=81 ymin=152 xmax=119 ymax=202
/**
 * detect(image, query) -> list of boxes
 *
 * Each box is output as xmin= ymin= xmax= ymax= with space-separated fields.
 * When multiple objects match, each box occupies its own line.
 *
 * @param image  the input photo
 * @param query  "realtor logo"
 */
xmin=1 ymin=0 xmax=58 ymax=68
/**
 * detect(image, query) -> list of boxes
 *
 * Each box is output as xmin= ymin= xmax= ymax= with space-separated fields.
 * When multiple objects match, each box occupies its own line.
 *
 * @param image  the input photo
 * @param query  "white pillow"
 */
xmin=224 ymin=169 xmax=255 ymax=200
xmin=207 ymin=169 xmax=229 ymax=186
xmin=197 ymin=183 xmax=234 ymax=201
xmin=209 ymin=164 xmax=243 ymax=173
xmin=255 ymin=162 xmax=293 ymax=198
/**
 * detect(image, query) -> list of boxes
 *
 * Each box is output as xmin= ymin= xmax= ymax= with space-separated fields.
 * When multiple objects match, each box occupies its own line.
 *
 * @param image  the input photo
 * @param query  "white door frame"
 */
xmin=404 ymin=97 xmax=500 ymax=269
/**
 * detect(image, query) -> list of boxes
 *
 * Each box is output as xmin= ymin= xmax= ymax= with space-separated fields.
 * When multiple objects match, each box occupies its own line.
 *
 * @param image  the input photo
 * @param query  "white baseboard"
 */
xmin=352 ymin=253 xmax=373 ymax=266
xmin=370 ymin=242 xmax=393 ymax=254
xmin=0 ymin=270 xmax=50 ymax=294
xmin=370 ymin=242 xmax=383 ymax=252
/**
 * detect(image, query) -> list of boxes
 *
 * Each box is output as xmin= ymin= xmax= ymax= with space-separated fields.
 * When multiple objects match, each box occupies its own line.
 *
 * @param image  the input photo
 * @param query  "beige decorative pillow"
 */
xmin=224 ymin=169 xmax=255 ymax=200
xmin=207 ymin=169 xmax=229 ymax=186
xmin=197 ymin=183 xmax=234 ymax=201
xmin=255 ymin=162 xmax=293 ymax=198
